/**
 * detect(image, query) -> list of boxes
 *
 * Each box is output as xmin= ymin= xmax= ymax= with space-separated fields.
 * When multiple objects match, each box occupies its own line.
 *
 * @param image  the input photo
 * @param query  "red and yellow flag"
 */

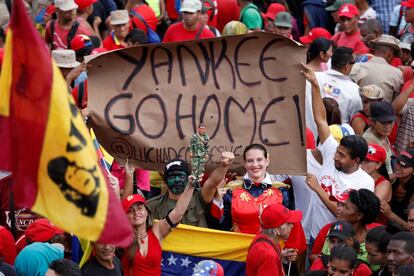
xmin=0 ymin=0 xmax=132 ymax=247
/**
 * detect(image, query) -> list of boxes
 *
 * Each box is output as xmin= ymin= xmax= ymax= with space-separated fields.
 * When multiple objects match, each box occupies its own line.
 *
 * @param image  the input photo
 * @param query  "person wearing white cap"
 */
xmin=102 ymin=10 xmax=131 ymax=50
xmin=52 ymin=49 xmax=86 ymax=88
xmin=163 ymin=0 xmax=215 ymax=43
xmin=45 ymin=0 xmax=92 ymax=50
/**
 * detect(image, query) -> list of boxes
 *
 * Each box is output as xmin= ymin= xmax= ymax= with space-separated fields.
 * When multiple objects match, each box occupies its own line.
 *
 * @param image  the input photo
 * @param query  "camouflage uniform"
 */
xmin=189 ymin=133 xmax=209 ymax=181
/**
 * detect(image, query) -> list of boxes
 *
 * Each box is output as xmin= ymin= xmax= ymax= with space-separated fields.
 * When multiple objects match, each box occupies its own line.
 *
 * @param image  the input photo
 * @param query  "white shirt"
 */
xmin=292 ymin=150 xmax=333 ymax=241
xmin=315 ymin=69 xmax=362 ymax=123
xmin=359 ymin=7 xmax=377 ymax=25
xmin=318 ymin=135 xmax=374 ymax=200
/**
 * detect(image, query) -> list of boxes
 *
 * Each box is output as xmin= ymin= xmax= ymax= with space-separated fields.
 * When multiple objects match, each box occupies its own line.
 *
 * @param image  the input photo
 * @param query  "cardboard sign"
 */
xmin=88 ymin=32 xmax=307 ymax=174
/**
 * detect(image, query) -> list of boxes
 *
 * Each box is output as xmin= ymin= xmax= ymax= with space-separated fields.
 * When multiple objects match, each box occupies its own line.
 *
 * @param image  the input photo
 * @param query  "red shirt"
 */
xmin=246 ymin=234 xmax=284 ymax=276
xmin=103 ymin=32 xmax=126 ymax=51
xmin=45 ymin=20 xmax=92 ymax=50
xmin=163 ymin=22 xmax=215 ymax=43
xmin=165 ymin=0 xmax=179 ymax=21
xmin=216 ymin=0 xmax=240 ymax=32
xmin=121 ymin=229 xmax=161 ymax=276
xmin=331 ymin=30 xmax=369 ymax=55
xmin=0 ymin=226 xmax=16 ymax=265
xmin=131 ymin=5 xmax=158 ymax=31
xmin=311 ymin=256 xmax=372 ymax=276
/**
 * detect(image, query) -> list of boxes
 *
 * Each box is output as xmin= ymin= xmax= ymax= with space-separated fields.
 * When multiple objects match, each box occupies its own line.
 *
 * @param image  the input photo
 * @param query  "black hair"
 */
xmin=390 ymin=232 xmax=414 ymax=255
xmin=411 ymin=40 xmax=414 ymax=59
xmin=330 ymin=245 xmax=358 ymax=269
xmin=331 ymin=47 xmax=354 ymax=70
xmin=366 ymin=226 xmax=393 ymax=253
xmin=395 ymin=265 xmax=414 ymax=276
xmin=48 ymin=259 xmax=81 ymax=276
xmin=125 ymin=28 xmax=148 ymax=45
xmin=348 ymin=189 xmax=380 ymax=225
xmin=306 ymin=37 xmax=333 ymax=63
xmin=339 ymin=135 xmax=368 ymax=162
xmin=243 ymin=144 xmax=268 ymax=160
xmin=323 ymin=97 xmax=342 ymax=125
xmin=0 ymin=27 xmax=5 ymax=43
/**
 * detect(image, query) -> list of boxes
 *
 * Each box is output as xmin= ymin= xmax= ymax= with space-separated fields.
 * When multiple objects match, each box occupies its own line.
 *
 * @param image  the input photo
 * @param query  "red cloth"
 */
xmin=311 ymin=222 xmax=383 ymax=256
xmin=401 ymin=66 xmax=413 ymax=83
xmin=122 ymin=229 xmax=162 ymax=276
xmin=350 ymin=112 xmax=371 ymax=127
xmin=110 ymin=161 xmax=150 ymax=191
xmin=284 ymin=222 xmax=307 ymax=254
xmin=215 ymin=0 xmax=240 ymax=32
xmin=400 ymin=79 xmax=414 ymax=98
xmin=103 ymin=32 xmax=126 ymax=51
xmin=246 ymin=234 xmax=284 ymax=276
xmin=306 ymin=128 xmax=316 ymax=150
xmin=331 ymin=30 xmax=369 ymax=55
xmin=231 ymin=187 xmax=283 ymax=234
xmin=0 ymin=226 xmax=16 ymax=265
xmin=45 ymin=20 xmax=92 ymax=50
xmin=391 ymin=57 xmax=402 ymax=68
xmin=310 ymin=256 xmax=372 ymax=276
xmin=163 ymin=22 xmax=215 ymax=43
xmin=131 ymin=5 xmax=158 ymax=31
xmin=71 ymin=80 xmax=88 ymax=109
xmin=165 ymin=0 xmax=179 ymax=21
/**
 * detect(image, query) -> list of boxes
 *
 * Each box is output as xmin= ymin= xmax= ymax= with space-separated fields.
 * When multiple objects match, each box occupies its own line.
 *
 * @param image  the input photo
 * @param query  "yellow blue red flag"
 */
xmin=0 ymin=0 xmax=132 ymax=247
xmin=162 ymin=224 xmax=254 ymax=275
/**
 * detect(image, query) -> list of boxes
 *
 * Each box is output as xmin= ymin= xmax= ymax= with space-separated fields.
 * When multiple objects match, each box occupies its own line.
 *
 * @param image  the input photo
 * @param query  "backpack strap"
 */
xmin=50 ymin=19 xmax=56 ymax=50
xmin=67 ymin=21 xmax=80 ymax=49
xmin=130 ymin=10 xmax=150 ymax=33
xmin=195 ymin=25 xmax=204 ymax=39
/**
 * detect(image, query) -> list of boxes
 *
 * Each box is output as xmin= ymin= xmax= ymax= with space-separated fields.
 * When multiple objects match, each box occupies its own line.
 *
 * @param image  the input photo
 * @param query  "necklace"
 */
xmin=138 ymin=233 xmax=148 ymax=244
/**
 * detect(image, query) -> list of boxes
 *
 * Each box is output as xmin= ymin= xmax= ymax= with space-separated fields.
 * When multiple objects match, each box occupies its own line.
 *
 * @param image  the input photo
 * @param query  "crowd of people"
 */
xmin=1 ymin=0 xmax=414 ymax=275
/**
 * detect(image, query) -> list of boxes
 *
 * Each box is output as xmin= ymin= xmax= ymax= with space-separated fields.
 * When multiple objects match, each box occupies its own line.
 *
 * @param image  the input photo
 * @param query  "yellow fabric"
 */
xmin=90 ymin=128 xmax=114 ymax=165
xmin=0 ymin=29 xmax=13 ymax=117
xmin=162 ymin=223 xmax=254 ymax=262
xmin=79 ymin=239 xmax=93 ymax=267
xmin=33 ymin=61 xmax=109 ymax=241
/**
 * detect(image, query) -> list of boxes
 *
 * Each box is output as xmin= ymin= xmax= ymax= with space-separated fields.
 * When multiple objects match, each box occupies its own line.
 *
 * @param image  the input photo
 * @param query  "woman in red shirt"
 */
xmin=120 ymin=163 xmax=196 ymax=276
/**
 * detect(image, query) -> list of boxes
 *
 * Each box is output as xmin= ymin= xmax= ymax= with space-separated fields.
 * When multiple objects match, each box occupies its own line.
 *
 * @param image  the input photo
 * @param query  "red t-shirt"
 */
xmin=311 ymin=256 xmax=372 ymax=276
xmin=216 ymin=0 xmax=240 ymax=32
xmin=246 ymin=234 xmax=284 ymax=276
xmin=103 ymin=32 xmax=126 ymax=51
xmin=45 ymin=20 xmax=92 ymax=50
xmin=331 ymin=30 xmax=369 ymax=55
xmin=165 ymin=0 xmax=179 ymax=21
xmin=121 ymin=229 xmax=161 ymax=276
xmin=163 ymin=22 xmax=215 ymax=43
xmin=131 ymin=5 xmax=158 ymax=31
xmin=0 ymin=226 xmax=16 ymax=265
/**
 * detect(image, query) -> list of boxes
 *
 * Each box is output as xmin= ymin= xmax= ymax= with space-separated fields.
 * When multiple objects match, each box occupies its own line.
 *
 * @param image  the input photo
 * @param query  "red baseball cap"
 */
xmin=402 ymin=0 xmax=414 ymax=9
xmin=261 ymin=203 xmax=302 ymax=229
xmin=366 ymin=144 xmax=386 ymax=163
xmin=122 ymin=194 xmax=146 ymax=213
xmin=74 ymin=0 xmax=97 ymax=11
xmin=299 ymin=27 xmax=332 ymax=44
xmin=70 ymin=34 xmax=94 ymax=51
xmin=263 ymin=3 xmax=286 ymax=21
xmin=338 ymin=4 xmax=359 ymax=18
xmin=25 ymin=218 xmax=65 ymax=242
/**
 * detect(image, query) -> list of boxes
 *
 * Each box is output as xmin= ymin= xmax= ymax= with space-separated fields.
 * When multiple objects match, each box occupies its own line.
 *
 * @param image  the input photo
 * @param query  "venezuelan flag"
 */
xmin=162 ymin=224 xmax=254 ymax=275
xmin=0 ymin=0 xmax=132 ymax=247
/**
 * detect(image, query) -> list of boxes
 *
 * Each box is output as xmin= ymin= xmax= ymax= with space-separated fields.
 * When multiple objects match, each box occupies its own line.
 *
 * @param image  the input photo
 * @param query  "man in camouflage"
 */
xmin=189 ymin=124 xmax=209 ymax=187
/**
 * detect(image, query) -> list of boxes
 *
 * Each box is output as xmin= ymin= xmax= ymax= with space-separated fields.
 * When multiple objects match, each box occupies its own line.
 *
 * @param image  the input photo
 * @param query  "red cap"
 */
xmin=366 ymin=144 xmax=386 ymax=163
xmin=402 ymin=0 xmax=414 ymax=9
xmin=25 ymin=218 xmax=64 ymax=242
xmin=299 ymin=27 xmax=332 ymax=44
xmin=74 ymin=0 xmax=97 ymax=10
xmin=70 ymin=34 xmax=93 ymax=51
xmin=122 ymin=194 xmax=146 ymax=213
xmin=263 ymin=3 xmax=286 ymax=21
xmin=261 ymin=203 xmax=302 ymax=229
xmin=338 ymin=4 xmax=359 ymax=18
